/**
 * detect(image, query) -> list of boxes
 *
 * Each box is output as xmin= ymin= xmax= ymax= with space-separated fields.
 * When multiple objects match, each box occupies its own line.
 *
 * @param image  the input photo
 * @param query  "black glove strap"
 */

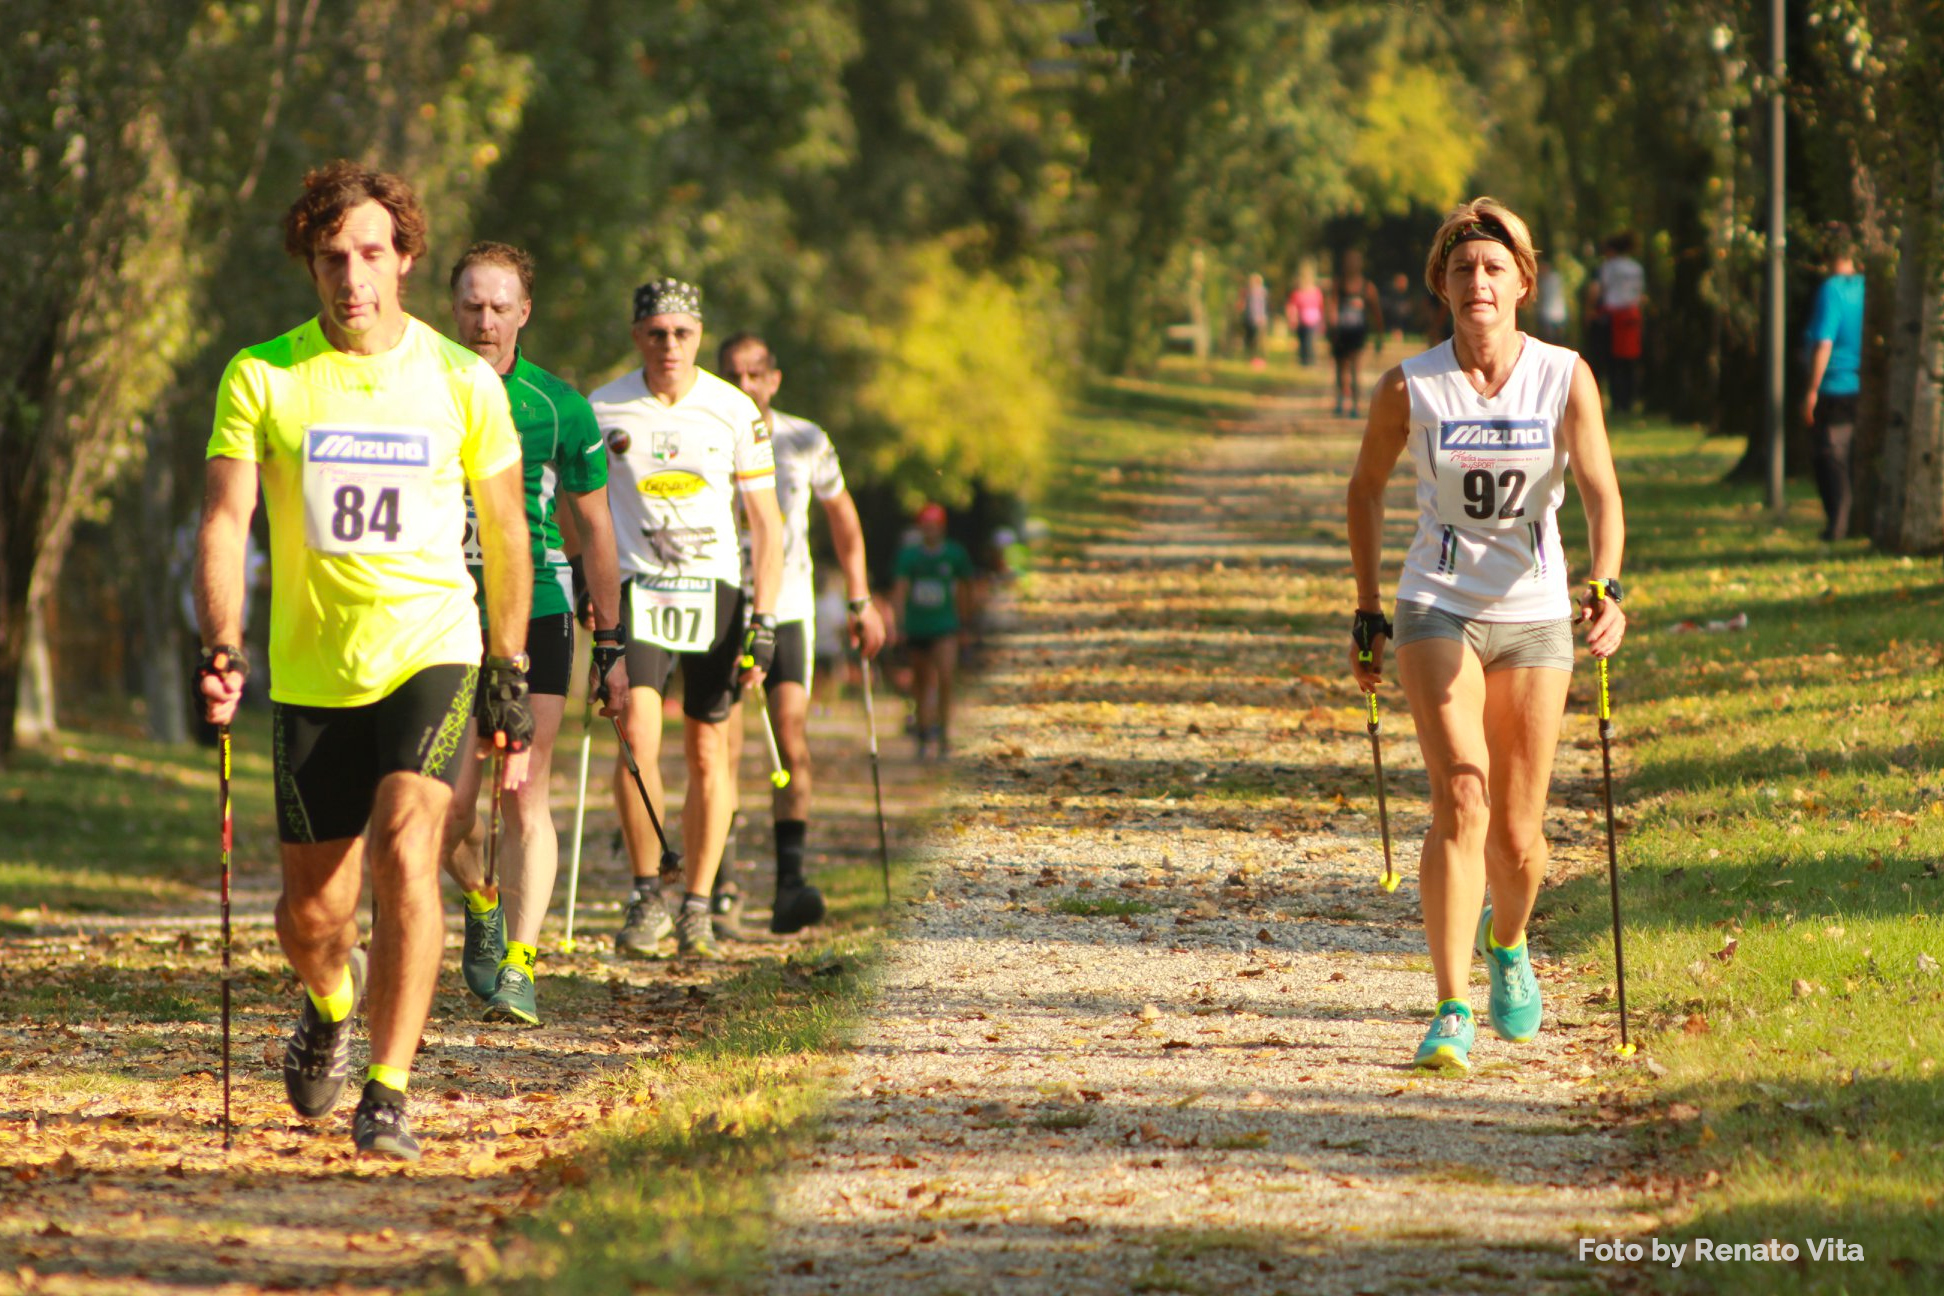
xmin=1351 ymin=609 xmax=1393 ymax=661
xmin=197 ymin=644 xmax=250 ymax=684
xmin=740 ymin=614 xmax=778 ymax=673
xmin=477 ymin=658 xmax=535 ymax=752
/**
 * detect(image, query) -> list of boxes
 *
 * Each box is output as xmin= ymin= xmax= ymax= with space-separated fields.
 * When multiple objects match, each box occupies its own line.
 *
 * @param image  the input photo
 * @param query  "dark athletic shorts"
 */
xmin=1330 ymin=325 xmax=1369 ymax=359
xmin=906 ymin=632 xmax=956 ymax=652
xmin=521 ymin=611 xmax=575 ymax=697
xmin=272 ymin=663 xmax=476 ymax=844
xmin=768 ymin=620 xmax=811 ymax=691
xmin=624 ymin=579 xmax=747 ymax=723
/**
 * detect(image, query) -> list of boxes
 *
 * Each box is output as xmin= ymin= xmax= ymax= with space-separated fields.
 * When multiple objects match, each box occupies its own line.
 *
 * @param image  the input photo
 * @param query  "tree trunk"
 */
xmin=139 ymin=417 xmax=189 ymax=745
xmin=1849 ymin=254 xmax=1897 ymax=532
xmin=1874 ymin=200 xmax=1944 ymax=553
xmin=13 ymin=600 xmax=56 ymax=746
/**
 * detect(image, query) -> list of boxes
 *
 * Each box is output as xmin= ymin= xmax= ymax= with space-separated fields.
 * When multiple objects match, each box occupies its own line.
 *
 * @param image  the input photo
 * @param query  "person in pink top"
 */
xmin=1285 ymin=259 xmax=1325 ymax=367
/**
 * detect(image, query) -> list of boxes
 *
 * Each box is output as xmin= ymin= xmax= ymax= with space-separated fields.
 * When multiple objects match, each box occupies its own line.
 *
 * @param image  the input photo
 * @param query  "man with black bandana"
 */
xmin=590 ymin=278 xmax=784 ymax=959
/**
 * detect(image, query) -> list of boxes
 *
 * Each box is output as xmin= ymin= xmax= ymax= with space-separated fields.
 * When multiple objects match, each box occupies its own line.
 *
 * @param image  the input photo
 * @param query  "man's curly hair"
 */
xmin=282 ymin=159 xmax=428 ymax=265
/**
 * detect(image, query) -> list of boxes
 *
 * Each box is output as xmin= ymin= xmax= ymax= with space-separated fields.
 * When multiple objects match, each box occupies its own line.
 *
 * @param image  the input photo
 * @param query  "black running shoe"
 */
xmin=770 ymin=882 xmax=827 ymax=935
xmin=352 ymin=1080 xmax=421 ymax=1162
xmin=282 ymin=948 xmax=366 ymax=1119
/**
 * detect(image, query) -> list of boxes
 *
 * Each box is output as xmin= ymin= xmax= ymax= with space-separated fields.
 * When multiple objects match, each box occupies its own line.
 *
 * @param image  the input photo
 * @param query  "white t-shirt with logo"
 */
xmin=742 ymin=409 xmax=847 ymax=625
xmin=1395 ymin=336 xmax=1578 ymax=622
xmin=591 ymin=367 xmax=775 ymax=587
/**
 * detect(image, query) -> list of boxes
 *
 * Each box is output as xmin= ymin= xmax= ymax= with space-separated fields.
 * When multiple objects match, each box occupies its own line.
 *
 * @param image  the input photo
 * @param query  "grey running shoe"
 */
xmin=352 ymin=1080 xmax=421 ymax=1162
xmin=615 ymin=891 xmax=673 ymax=959
xmin=769 ymin=882 xmax=827 ymax=935
xmin=675 ymin=906 xmax=723 ymax=960
xmin=482 ymin=963 xmax=540 ymax=1026
xmin=283 ymin=948 xmax=367 ymax=1119
xmin=711 ymin=884 xmax=745 ymax=943
xmin=461 ymin=899 xmax=505 ymax=1000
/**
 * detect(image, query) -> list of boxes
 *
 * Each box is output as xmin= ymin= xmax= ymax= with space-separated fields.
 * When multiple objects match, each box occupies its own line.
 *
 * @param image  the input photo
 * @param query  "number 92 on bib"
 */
xmin=631 ymin=576 xmax=717 ymax=653
xmin=1432 ymin=417 xmax=1554 ymax=529
xmin=302 ymin=425 xmax=437 ymax=556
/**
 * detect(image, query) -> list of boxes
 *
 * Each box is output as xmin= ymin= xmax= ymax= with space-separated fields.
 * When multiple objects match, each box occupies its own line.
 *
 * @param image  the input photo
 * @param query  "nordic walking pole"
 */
xmin=755 ymin=684 xmax=790 ymax=789
xmin=611 ymin=715 xmax=672 ymax=857
xmin=859 ymin=655 xmax=892 ymax=904
xmin=484 ymin=741 xmax=506 ymax=891
xmin=1590 ymin=583 xmax=1633 ymax=1054
xmin=1353 ymin=610 xmax=1398 ymax=894
xmin=1365 ymin=690 xmax=1398 ymax=894
xmin=217 ymin=721 xmax=234 ymax=1152
xmin=560 ymin=695 xmax=594 ymax=953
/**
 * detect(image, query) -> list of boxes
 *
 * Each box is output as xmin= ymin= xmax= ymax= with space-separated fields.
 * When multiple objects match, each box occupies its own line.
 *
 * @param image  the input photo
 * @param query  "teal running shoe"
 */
xmin=482 ymin=963 xmax=540 ymax=1026
xmin=1414 ymin=1000 xmax=1476 ymax=1071
xmin=1476 ymin=905 xmax=1543 ymax=1043
xmin=461 ymin=898 xmax=505 ymax=1000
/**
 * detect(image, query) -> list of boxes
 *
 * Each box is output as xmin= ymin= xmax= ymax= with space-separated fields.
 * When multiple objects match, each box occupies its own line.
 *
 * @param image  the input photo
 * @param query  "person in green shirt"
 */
xmin=439 ymin=242 xmax=629 ymax=1026
xmin=891 ymin=502 xmax=975 ymax=759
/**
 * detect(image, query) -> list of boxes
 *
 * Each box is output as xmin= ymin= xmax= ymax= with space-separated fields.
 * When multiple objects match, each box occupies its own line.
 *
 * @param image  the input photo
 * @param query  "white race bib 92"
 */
xmin=631 ymin=576 xmax=716 ymax=652
xmin=1431 ymin=418 xmax=1555 ymax=530
xmin=302 ymin=425 xmax=436 ymax=555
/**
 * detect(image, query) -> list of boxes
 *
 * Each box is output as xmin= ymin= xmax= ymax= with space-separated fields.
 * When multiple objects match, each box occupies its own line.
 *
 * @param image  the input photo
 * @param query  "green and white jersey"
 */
xmin=462 ymin=349 xmax=607 ymax=621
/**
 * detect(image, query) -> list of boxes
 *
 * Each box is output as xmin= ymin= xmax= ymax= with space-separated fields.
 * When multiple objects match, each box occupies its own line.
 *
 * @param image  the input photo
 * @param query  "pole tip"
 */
xmin=558 ymin=938 xmax=577 ymax=955
xmin=1614 ymin=1041 xmax=1636 ymax=1057
xmin=771 ymin=771 xmax=791 ymax=788
xmin=1378 ymin=872 xmax=1399 ymax=893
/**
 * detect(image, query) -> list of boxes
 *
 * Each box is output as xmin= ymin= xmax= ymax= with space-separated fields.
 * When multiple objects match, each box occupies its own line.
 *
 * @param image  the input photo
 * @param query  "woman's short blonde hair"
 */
xmin=1424 ymin=198 xmax=1538 ymax=303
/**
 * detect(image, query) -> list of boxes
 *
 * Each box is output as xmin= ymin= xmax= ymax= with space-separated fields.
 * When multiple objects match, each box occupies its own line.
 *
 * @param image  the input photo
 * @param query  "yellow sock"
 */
xmin=307 ymin=967 xmax=355 ymax=1023
xmin=366 ymin=1063 xmax=410 ymax=1094
xmin=500 ymin=941 xmax=537 ymax=975
xmin=463 ymin=887 xmax=499 ymax=916
xmin=1488 ymin=929 xmax=1527 ymax=955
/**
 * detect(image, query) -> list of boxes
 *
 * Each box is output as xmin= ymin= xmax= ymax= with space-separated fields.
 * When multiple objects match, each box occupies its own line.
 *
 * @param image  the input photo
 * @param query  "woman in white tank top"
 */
xmin=1345 ymin=199 xmax=1628 ymax=1072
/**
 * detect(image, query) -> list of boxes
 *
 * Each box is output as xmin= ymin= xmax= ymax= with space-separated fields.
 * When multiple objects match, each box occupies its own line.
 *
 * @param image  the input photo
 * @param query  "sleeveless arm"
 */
xmin=1345 ymin=366 xmax=1412 ymax=611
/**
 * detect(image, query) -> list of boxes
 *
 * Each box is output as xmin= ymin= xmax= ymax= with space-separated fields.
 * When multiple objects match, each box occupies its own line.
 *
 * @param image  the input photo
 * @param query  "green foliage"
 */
xmin=852 ymin=242 xmax=1064 ymax=506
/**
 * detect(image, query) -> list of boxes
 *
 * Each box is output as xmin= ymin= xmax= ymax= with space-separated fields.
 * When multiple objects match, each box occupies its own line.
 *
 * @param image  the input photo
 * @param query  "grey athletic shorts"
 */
xmin=1393 ymin=603 xmax=1574 ymax=673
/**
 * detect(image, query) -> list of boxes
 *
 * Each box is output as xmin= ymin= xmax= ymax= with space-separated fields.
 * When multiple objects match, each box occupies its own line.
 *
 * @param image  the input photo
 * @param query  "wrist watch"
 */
xmin=847 ymin=597 xmax=872 ymax=615
xmin=485 ymin=652 xmax=531 ymax=672
xmin=1588 ymin=577 xmax=1625 ymax=605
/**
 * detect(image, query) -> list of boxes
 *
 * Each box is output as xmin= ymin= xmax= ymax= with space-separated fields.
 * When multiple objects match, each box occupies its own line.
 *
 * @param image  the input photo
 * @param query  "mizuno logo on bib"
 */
xmin=302 ymin=425 xmax=436 ymax=555
xmin=1432 ymin=417 xmax=1554 ymax=529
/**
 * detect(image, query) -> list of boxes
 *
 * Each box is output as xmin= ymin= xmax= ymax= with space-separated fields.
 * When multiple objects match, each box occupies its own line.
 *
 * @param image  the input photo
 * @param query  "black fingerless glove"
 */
xmin=478 ymin=655 xmax=535 ymax=753
xmin=1351 ymin=609 xmax=1393 ymax=663
xmin=590 ymin=626 xmax=627 ymax=701
xmin=197 ymin=643 xmax=251 ymax=685
xmin=569 ymin=556 xmax=590 ymax=625
xmin=739 ymin=613 xmax=778 ymax=674
xmin=193 ymin=643 xmax=250 ymax=710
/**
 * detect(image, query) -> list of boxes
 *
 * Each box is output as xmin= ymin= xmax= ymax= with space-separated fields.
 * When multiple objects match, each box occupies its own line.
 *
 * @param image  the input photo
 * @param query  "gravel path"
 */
xmin=770 ymin=380 xmax=1648 ymax=1294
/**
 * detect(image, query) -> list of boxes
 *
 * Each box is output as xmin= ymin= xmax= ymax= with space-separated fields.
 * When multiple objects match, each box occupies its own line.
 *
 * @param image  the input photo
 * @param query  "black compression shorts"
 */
xmin=767 ymin=621 xmax=811 ymax=691
xmin=272 ymin=663 xmax=476 ymax=844
xmin=522 ymin=611 xmax=575 ymax=697
xmin=624 ymin=580 xmax=747 ymax=723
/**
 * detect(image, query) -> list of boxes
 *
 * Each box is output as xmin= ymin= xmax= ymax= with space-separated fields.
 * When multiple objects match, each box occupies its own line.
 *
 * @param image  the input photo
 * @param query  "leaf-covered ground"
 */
xmin=768 ymin=365 xmax=1658 ymax=1293
xmin=0 ymin=694 xmax=936 ymax=1293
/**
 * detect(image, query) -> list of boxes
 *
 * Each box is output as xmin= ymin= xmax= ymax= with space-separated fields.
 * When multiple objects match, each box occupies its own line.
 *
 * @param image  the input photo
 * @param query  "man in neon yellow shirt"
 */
xmin=195 ymin=161 xmax=534 ymax=1162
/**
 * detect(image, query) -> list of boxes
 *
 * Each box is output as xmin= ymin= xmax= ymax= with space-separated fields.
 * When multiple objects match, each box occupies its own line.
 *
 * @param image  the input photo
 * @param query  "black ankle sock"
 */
xmin=775 ymin=819 xmax=807 ymax=888
xmin=682 ymin=891 xmax=710 ymax=914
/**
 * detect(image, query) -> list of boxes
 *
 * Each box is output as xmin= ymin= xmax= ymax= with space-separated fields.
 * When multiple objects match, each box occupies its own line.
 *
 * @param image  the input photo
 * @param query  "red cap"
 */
xmin=916 ymin=502 xmax=946 ymax=527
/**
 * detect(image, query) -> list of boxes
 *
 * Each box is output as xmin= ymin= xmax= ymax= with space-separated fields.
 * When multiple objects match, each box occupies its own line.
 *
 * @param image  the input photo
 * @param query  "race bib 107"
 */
xmin=631 ymin=576 xmax=716 ymax=653
xmin=302 ymin=425 xmax=437 ymax=556
xmin=1432 ymin=418 xmax=1554 ymax=530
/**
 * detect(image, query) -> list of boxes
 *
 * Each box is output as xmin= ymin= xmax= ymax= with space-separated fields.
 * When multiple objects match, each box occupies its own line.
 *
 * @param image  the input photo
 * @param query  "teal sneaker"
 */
xmin=482 ymin=963 xmax=540 ymax=1026
xmin=1414 ymin=1000 xmax=1476 ymax=1071
xmin=1476 ymin=905 xmax=1543 ymax=1042
xmin=461 ymin=898 xmax=505 ymax=1000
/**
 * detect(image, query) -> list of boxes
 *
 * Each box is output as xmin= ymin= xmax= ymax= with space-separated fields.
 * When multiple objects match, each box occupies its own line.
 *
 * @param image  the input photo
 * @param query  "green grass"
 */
xmin=1542 ymin=423 xmax=1944 ymax=1294
xmin=0 ymin=720 xmax=278 ymax=916
xmin=441 ymin=945 xmax=876 ymax=1294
